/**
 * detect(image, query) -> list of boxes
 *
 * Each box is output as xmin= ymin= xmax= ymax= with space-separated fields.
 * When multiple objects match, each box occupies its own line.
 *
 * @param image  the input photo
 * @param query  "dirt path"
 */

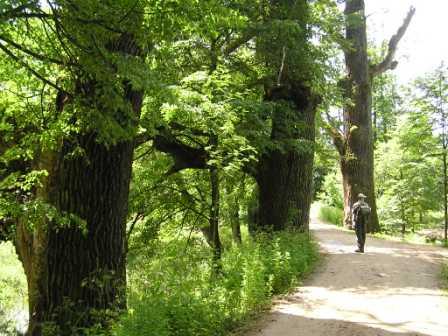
xmin=246 ymin=219 xmax=448 ymax=336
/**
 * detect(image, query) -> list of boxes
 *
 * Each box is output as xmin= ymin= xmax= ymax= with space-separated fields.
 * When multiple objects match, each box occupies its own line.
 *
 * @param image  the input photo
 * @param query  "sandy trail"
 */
xmin=246 ymin=219 xmax=448 ymax=336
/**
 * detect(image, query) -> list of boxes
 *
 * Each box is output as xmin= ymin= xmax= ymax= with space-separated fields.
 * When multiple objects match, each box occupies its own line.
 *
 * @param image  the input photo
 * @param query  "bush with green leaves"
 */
xmin=317 ymin=203 xmax=343 ymax=226
xmin=315 ymin=167 xmax=344 ymax=227
xmin=113 ymin=231 xmax=318 ymax=336
xmin=317 ymin=169 xmax=343 ymax=210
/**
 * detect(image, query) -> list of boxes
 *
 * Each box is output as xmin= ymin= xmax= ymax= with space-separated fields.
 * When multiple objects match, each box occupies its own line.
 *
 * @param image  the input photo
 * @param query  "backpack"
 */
xmin=359 ymin=204 xmax=371 ymax=217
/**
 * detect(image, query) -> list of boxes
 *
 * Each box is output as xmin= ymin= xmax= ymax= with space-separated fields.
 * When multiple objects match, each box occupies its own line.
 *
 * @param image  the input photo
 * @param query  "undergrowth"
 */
xmin=113 ymin=231 xmax=318 ymax=336
xmin=0 ymin=242 xmax=27 ymax=335
xmin=317 ymin=203 xmax=343 ymax=226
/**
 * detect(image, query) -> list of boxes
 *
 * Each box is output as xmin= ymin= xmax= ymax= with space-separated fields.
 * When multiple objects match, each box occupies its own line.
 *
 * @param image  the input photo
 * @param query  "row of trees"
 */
xmin=0 ymin=0 xmax=416 ymax=334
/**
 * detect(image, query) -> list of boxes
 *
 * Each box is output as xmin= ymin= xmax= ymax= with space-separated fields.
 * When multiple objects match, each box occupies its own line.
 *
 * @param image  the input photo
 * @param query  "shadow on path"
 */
xmin=249 ymin=311 xmax=433 ymax=336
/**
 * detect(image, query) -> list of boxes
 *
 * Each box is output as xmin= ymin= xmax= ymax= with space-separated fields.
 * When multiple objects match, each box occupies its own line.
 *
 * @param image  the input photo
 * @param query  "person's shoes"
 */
xmin=355 ymin=249 xmax=364 ymax=253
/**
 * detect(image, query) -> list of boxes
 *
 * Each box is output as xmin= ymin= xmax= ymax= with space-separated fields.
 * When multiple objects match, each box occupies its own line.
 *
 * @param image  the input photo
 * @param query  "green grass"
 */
xmin=113 ymin=231 xmax=319 ymax=336
xmin=442 ymin=264 xmax=448 ymax=293
xmin=371 ymin=231 xmax=448 ymax=248
xmin=315 ymin=202 xmax=343 ymax=226
xmin=0 ymin=242 xmax=28 ymax=335
xmin=0 ymin=231 xmax=318 ymax=336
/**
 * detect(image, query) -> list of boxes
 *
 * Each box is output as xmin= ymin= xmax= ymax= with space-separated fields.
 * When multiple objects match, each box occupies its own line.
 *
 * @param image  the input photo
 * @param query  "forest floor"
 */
xmin=243 ymin=219 xmax=448 ymax=336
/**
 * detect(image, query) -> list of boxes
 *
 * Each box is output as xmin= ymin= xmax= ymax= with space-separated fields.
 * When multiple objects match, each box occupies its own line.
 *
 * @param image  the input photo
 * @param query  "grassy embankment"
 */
xmin=0 ymin=227 xmax=319 ymax=336
xmin=114 ymin=227 xmax=319 ymax=336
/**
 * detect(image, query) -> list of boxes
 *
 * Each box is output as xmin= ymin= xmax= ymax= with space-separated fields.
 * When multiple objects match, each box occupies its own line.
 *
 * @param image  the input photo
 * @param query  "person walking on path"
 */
xmin=352 ymin=193 xmax=371 ymax=253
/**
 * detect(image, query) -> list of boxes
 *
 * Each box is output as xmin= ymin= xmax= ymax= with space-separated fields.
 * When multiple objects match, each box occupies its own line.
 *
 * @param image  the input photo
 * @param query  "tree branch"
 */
xmin=321 ymin=108 xmax=346 ymax=156
xmin=222 ymin=25 xmax=259 ymax=56
xmin=324 ymin=123 xmax=346 ymax=157
xmin=155 ymin=138 xmax=208 ymax=175
xmin=370 ymin=7 xmax=416 ymax=77
xmin=0 ymin=42 xmax=66 ymax=93
xmin=0 ymin=4 xmax=51 ymax=21
xmin=153 ymin=126 xmax=209 ymax=174
xmin=0 ymin=34 xmax=69 ymax=66
xmin=126 ymin=212 xmax=144 ymax=248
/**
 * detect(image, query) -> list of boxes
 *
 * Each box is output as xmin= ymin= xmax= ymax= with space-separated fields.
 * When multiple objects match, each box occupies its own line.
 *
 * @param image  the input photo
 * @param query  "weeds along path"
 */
xmin=245 ymin=219 xmax=448 ymax=336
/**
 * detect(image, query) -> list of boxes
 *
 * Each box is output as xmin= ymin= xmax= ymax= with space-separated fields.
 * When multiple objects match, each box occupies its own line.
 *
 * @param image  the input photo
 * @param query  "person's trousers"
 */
xmin=355 ymin=222 xmax=366 ymax=252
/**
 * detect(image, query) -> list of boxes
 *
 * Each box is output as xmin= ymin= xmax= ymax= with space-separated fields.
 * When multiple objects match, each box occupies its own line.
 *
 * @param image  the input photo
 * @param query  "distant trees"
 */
xmin=413 ymin=65 xmax=448 ymax=241
xmin=375 ymin=114 xmax=440 ymax=234
xmin=372 ymin=73 xmax=401 ymax=144
xmin=374 ymin=65 xmax=448 ymax=239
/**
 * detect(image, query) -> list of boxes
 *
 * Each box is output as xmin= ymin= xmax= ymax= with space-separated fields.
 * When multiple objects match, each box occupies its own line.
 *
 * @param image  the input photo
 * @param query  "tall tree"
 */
xmin=0 ymin=1 xmax=154 ymax=333
xmin=329 ymin=0 xmax=414 ymax=232
xmin=255 ymin=0 xmax=321 ymax=231
xmin=141 ymin=0 xmax=324 ymax=233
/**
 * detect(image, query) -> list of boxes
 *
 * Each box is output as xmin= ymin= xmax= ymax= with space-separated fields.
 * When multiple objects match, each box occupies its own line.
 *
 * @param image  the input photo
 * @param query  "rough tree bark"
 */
xmin=330 ymin=1 xmax=415 ymax=232
xmin=14 ymin=34 xmax=144 ymax=335
xmin=255 ymin=0 xmax=320 ymax=232
xmin=257 ymin=84 xmax=318 ymax=231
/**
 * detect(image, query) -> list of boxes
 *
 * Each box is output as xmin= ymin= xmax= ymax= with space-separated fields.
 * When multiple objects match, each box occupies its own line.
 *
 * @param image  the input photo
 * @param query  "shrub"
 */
xmin=318 ymin=204 xmax=343 ymax=226
xmin=442 ymin=264 xmax=448 ymax=289
xmin=113 ymin=231 xmax=318 ymax=336
xmin=318 ymin=170 xmax=343 ymax=210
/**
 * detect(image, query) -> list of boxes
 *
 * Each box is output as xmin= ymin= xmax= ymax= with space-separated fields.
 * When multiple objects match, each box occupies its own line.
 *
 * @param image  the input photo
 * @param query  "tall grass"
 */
xmin=0 ymin=232 xmax=318 ymax=336
xmin=316 ymin=203 xmax=343 ymax=226
xmin=113 ymin=231 xmax=318 ymax=336
xmin=442 ymin=264 xmax=448 ymax=290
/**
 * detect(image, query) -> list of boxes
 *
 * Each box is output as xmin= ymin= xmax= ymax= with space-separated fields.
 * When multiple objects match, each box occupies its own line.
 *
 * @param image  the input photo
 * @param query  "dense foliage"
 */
xmin=0 ymin=0 xmax=334 ymax=334
xmin=115 ymin=230 xmax=317 ymax=336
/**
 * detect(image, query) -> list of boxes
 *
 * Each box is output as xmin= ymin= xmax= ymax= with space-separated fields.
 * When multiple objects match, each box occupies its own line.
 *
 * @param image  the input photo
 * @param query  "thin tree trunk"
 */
xmin=231 ymin=197 xmax=242 ymax=245
xmin=443 ymin=150 xmax=447 ymax=242
xmin=209 ymin=135 xmax=222 ymax=268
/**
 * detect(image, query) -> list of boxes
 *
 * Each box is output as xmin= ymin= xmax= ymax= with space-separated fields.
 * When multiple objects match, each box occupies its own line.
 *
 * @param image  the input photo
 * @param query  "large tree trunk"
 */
xmin=341 ymin=0 xmax=379 ymax=232
xmin=16 ymin=56 xmax=144 ymax=336
xmin=257 ymin=84 xmax=317 ymax=232
xmin=253 ymin=0 xmax=319 ymax=232
xmin=17 ymin=134 xmax=138 ymax=335
xmin=337 ymin=1 xmax=414 ymax=232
